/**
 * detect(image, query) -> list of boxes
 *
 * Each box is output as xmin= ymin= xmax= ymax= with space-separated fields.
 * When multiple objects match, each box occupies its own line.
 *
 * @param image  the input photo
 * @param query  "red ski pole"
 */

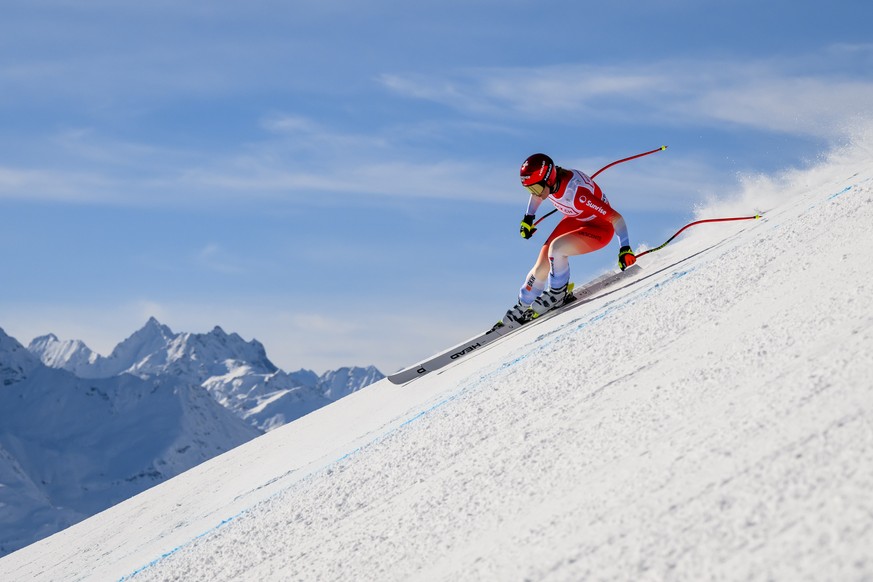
xmin=591 ymin=145 xmax=667 ymax=179
xmin=635 ymin=214 xmax=762 ymax=259
xmin=533 ymin=145 xmax=668 ymax=226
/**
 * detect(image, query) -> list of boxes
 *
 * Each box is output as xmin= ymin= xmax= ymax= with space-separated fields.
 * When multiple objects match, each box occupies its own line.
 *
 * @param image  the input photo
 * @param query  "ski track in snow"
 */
xmin=2 ymin=146 xmax=873 ymax=581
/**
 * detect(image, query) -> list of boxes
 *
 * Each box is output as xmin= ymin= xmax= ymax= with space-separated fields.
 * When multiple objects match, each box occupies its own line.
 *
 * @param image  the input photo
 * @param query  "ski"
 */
xmin=387 ymin=215 xmax=763 ymax=385
xmin=387 ymin=265 xmax=643 ymax=385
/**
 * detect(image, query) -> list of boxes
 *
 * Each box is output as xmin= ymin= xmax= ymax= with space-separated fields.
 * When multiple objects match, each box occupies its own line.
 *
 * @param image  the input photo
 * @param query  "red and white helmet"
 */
xmin=520 ymin=153 xmax=557 ymax=194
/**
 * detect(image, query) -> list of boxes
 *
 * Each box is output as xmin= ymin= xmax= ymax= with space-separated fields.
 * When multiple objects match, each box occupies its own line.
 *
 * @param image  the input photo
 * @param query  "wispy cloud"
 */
xmin=686 ymin=77 xmax=873 ymax=137
xmin=0 ymin=118 xmax=515 ymax=207
xmin=4 ymin=47 xmax=870 ymax=211
xmin=0 ymin=166 xmax=116 ymax=203
xmin=380 ymin=52 xmax=873 ymax=139
xmin=195 ymin=244 xmax=248 ymax=275
xmin=381 ymin=67 xmax=669 ymax=117
xmin=260 ymin=114 xmax=324 ymax=135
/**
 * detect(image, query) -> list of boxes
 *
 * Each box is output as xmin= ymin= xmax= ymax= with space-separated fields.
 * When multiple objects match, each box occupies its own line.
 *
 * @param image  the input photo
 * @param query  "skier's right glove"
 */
xmin=520 ymin=214 xmax=537 ymax=239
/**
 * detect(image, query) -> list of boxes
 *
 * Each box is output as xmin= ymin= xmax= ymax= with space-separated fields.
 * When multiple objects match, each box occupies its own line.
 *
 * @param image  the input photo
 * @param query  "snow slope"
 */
xmin=2 ymin=137 xmax=872 ymax=581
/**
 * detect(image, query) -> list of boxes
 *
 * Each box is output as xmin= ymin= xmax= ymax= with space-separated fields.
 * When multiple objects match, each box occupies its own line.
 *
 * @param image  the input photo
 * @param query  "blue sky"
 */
xmin=2 ymin=0 xmax=872 ymax=374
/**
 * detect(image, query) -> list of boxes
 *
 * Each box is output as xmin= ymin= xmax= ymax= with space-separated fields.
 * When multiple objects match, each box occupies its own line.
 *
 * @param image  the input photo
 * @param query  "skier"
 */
xmin=502 ymin=153 xmax=636 ymax=325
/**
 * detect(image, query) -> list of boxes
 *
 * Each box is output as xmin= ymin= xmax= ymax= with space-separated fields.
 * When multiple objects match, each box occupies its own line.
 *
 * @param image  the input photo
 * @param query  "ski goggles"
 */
xmin=524 ymin=181 xmax=548 ymax=196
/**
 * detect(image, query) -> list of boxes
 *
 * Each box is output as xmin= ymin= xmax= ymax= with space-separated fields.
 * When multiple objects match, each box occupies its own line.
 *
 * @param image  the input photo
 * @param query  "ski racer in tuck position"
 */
xmin=502 ymin=153 xmax=637 ymax=326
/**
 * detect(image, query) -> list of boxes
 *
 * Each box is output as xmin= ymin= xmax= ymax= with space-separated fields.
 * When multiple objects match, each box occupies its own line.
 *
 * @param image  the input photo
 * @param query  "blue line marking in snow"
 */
xmin=119 ymin=513 xmax=244 ymax=581
xmin=120 ymin=385 xmax=470 ymax=579
xmin=829 ymin=186 xmax=852 ymax=200
xmin=488 ymin=266 xmax=697 ymax=376
xmin=803 ymin=184 xmax=855 ymax=215
xmin=119 ymin=263 xmax=700 ymax=580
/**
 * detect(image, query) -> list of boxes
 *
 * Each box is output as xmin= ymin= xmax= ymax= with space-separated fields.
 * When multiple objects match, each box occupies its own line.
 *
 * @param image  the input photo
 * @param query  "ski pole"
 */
xmin=635 ymin=214 xmax=762 ymax=259
xmin=591 ymin=145 xmax=667 ymax=179
xmin=533 ymin=145 xmax=668 ymax=226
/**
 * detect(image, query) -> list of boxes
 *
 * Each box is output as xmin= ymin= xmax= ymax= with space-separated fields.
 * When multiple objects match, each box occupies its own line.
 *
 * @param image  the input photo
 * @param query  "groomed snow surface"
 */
xmin=2 ymin=137 xmax=873 ymax=581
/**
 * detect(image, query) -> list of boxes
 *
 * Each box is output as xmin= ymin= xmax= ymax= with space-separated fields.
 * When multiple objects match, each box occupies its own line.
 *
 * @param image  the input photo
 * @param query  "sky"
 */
xmin=1 ymin=0 xmax=872 ymax=374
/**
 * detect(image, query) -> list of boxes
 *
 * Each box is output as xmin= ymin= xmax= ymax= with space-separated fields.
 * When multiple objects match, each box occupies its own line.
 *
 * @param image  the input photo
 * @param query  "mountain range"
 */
xmin=0 ymin=319 xmax=382 ymax=556
xmin=27 ymin=317 xmax=383 ymax=431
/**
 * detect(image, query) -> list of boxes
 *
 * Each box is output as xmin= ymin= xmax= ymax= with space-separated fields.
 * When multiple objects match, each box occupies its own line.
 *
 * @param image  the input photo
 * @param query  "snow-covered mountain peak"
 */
xmin=28 ymin=318 xmax=280 ymax=382
xmin=27 ymin=334 xmax=98 ymax=376
xmin=88 ymin=317 xmax=176 ymax=377
xmin=155 ymin=326 xmax=278 ymax=380
xmin=23 ymin=320 xmax=383 ymax=433
xmin=0 ymin=327 xmax=41 ymax=386
xmin=319 ymin=365 xmax=384 ymax=400
xmin=118 ymin=317 xmax=174 ymax=352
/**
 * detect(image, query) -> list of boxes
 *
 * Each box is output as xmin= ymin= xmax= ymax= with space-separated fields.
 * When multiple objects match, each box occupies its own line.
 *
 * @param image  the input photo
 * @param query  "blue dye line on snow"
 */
xmin=119 ymin=265 xmax=698 ymax=580
xmin=119 ymin=513 xmax=245 ymax=580
xmin=829 ymin=185 xmax=852 ymax=200
xmin=120 ymin=380 xmax=471 ymax=580
xmin=802 ymin=184 xmax=856 ymax=216
xmin=487 ymin=267 xmax=696 ymax=378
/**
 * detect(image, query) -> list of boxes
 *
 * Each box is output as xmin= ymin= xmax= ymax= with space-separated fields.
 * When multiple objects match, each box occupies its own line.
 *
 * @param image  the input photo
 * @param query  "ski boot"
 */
xmin=530 ymin=283 xmax=574 ymax=317
xmin=500 ymin=301 xmax=533 ymax=327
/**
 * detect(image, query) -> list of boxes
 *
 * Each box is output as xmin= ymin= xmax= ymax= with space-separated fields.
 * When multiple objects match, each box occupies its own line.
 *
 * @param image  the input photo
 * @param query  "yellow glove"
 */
xmin=520 ymin=214 xmax=536 ymax=239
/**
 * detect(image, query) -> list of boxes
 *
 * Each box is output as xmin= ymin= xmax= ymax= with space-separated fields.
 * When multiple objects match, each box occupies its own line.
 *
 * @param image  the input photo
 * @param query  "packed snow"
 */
xmin=1 ymin=135 xmax=872 ymax=581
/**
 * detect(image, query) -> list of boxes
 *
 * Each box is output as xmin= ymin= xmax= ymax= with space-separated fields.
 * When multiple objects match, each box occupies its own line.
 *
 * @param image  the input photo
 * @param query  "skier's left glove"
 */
xmin=520 ymin=214 xmax=537 ymax=239
xmin=618 ymin=246 xmax=636 ymax=271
